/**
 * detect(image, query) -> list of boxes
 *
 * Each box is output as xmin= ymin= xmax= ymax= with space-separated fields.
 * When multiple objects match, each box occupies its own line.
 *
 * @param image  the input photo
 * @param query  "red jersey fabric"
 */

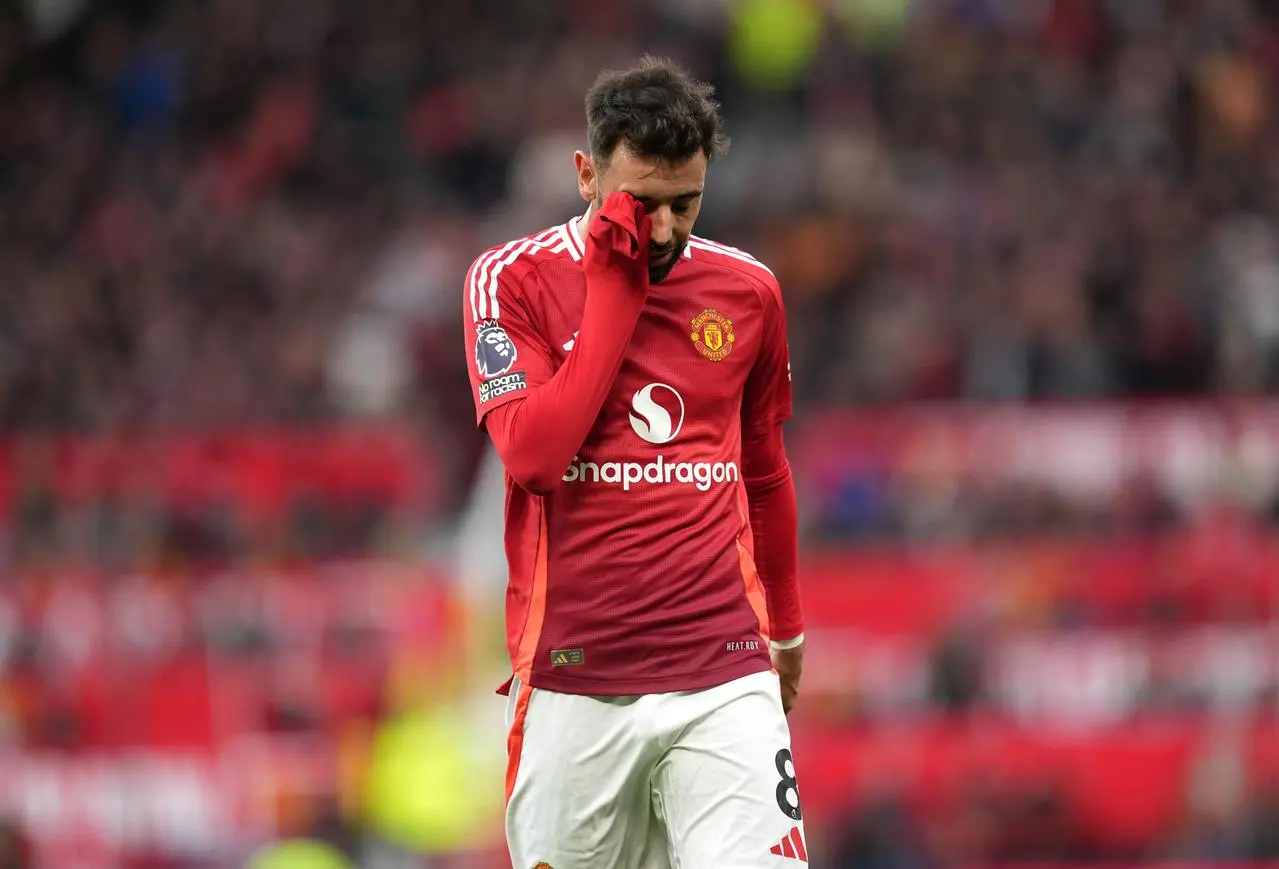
xmin=463 ymin=216 xmax=800 ymax=695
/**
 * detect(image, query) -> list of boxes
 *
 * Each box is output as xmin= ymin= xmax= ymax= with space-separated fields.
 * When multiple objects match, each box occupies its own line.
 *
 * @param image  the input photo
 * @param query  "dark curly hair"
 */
xmin=585 ymin=56 xmax=730 ymax=166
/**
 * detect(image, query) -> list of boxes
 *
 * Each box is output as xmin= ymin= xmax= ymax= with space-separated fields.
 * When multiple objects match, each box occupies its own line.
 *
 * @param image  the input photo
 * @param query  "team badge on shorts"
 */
xmin=532 ymin=863 xmax=553 ymax=869
xmin=690 ymin=308 xmax=734 ymax=362
xmin=475 ymin=319 xmax=517 ymax=378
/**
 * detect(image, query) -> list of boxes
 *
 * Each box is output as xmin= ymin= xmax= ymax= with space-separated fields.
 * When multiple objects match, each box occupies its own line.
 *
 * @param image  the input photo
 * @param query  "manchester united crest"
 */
xmin=690 ymin=308 xmax=735 ymax=362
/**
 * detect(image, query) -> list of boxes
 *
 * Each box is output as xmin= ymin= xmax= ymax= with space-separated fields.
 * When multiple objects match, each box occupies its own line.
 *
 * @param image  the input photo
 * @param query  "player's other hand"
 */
xmin=772 ymin=642 xmax=803 ymax=715
xmin=585 ymin=191 xmax=651 ymax=290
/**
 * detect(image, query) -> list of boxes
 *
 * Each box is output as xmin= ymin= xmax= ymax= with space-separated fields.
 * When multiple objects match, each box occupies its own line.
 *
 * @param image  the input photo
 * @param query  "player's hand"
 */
xmin=772 ymin=642 xmax=804 ymax=715
xmin=585 ymin=191 xmax=651 ymax=291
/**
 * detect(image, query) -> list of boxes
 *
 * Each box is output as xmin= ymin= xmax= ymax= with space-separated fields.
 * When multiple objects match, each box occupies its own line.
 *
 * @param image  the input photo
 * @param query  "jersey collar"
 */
xmin=565 ymin=211 xmax=588 ymax=261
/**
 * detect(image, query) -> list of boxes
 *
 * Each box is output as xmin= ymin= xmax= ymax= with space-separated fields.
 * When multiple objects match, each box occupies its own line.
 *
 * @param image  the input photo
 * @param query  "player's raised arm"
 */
xmin=740 ymin=272 xmax=804 ymax=712
xmin=464 ymin=192 xmax=651 ymax=495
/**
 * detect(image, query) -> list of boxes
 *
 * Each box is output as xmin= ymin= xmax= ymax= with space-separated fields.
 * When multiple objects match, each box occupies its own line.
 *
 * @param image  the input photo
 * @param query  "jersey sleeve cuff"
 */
xmin=769 ymin=633 xmax=804 ymax=651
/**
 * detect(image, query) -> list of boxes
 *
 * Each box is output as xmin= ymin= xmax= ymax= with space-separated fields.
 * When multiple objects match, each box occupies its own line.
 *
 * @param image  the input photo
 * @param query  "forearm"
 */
xmin=743 ymin=429 xmax=803 ymax=642
xmin=748 ymin=468 xmax=803 ymax=642
xmin=486 ymin=288 xmax=642 ymax=494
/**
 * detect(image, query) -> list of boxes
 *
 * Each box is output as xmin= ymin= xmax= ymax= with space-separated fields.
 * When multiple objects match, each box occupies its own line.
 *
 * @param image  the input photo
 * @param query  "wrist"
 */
xmin=769 ymin=633 xmax=804 ymax=651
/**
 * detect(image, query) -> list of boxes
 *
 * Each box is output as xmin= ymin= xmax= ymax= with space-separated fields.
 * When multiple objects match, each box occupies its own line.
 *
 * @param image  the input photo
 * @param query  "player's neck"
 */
xmin=573 ymin=205 xmax=593 ymax=250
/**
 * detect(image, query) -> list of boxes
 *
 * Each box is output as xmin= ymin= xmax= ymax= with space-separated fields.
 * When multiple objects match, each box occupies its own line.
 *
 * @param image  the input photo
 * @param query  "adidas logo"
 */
xmin=549 ymin=648 xmax=584 ymax=667
xmin=769 ymin=825 xmax=807 ymax=862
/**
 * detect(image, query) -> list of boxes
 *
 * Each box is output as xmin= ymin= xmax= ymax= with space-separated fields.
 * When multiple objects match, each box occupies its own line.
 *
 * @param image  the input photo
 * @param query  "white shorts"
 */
xmin=503 ymin=669 xmax=808 ymax=868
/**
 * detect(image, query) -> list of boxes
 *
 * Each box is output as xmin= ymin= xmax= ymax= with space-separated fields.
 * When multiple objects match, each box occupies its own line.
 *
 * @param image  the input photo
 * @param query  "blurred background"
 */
xmin=1 ymin=0 xmax=1277 ymax=866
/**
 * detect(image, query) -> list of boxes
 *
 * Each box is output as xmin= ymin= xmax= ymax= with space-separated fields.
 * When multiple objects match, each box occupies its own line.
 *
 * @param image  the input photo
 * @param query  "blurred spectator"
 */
xmin=247 ymin=796 xmax=356 ymax=869
xmin=0 ymin=817 xmax=29 ymax=869
xmin=1162 ymin=731 xmax=1279 ymax=861
xmin=829 ymin=792 xmax=937 ymax=869
xmin=926 ymin=619 xmax=987 ymax=714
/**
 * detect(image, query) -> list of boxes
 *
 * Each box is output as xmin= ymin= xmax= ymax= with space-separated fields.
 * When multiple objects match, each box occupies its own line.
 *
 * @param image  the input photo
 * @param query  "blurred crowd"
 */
xmin=0 ymin=0 xmax=1277 ymax=541
xmin=3 ymin=0 xmax=1279 ymax=435
xmin=828 ymin=771 xmax=1279 ymax=868
xmin=3 ymin=0 xmax=1279 ymax=867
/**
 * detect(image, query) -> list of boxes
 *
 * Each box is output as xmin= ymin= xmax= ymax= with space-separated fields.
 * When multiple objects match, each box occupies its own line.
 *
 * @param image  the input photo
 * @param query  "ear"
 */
xmin=574 ymin=150 xmax=598 ymax=203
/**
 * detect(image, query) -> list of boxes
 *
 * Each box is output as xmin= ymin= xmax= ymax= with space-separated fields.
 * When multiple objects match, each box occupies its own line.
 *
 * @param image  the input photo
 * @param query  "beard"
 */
xmin=648 ymin=239 xmax=685 ymax=284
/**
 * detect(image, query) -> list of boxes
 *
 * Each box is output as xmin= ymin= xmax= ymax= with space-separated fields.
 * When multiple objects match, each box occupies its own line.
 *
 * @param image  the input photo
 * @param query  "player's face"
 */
xmin=577 ymin=145 xmax=707 ymax=284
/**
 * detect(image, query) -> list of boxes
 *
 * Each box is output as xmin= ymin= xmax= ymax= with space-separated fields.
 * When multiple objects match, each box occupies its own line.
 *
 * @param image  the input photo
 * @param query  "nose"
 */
xmin=649 ymin=207 xmax=675 ymax=248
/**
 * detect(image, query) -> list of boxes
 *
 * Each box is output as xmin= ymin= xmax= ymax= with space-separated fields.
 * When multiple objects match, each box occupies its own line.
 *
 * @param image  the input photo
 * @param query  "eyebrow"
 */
xmin=634 ymin=190 xmax=703 ymax=205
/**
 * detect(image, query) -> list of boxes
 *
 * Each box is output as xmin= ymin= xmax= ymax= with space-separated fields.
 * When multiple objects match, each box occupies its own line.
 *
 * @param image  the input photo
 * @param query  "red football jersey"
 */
xmin=464 ymin=216 xmax=793 ymax=695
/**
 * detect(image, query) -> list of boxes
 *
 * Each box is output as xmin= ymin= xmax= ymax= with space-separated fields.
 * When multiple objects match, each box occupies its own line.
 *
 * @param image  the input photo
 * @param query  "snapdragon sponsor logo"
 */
xmin=561 ymin=381 xmax=737 ymax=490
xmin=629 ymin=382 xmax=684 ymax=445
xmin=562 ymin=454 xmax=739 ymax=491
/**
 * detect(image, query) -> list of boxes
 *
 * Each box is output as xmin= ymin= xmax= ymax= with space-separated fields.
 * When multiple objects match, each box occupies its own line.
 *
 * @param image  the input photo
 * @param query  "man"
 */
xmin=462 ymin=56 xmax=806 ymax=867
